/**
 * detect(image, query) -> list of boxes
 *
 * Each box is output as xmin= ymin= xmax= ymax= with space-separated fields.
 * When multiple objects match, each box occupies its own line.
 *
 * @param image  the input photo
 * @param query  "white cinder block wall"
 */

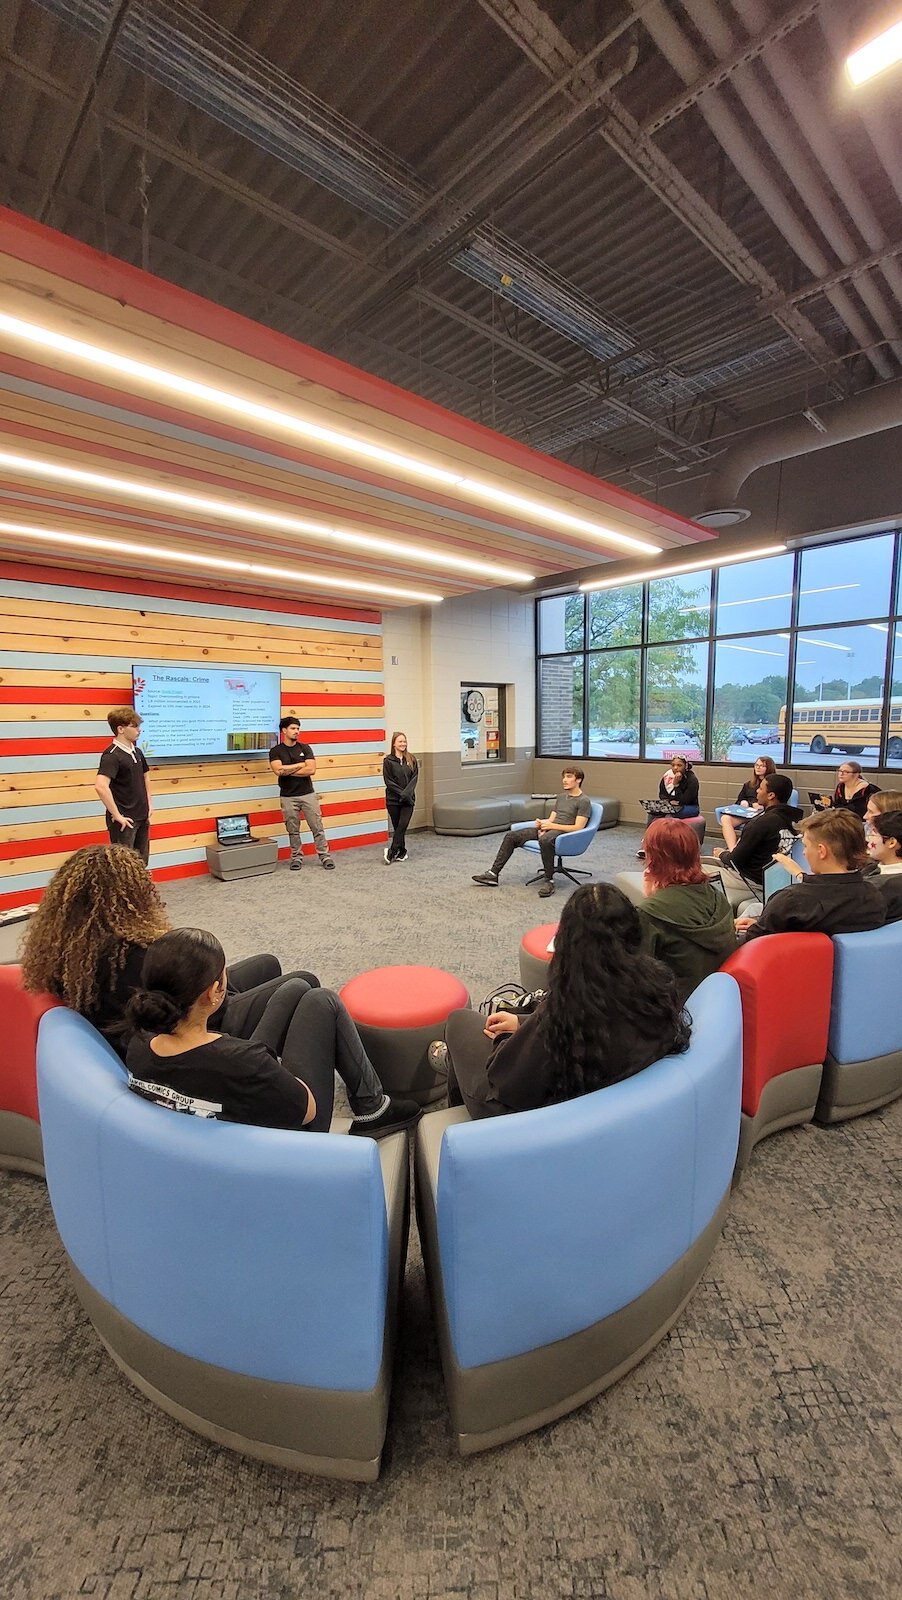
xmin=382 ymin=590 xmax=536 ymax=823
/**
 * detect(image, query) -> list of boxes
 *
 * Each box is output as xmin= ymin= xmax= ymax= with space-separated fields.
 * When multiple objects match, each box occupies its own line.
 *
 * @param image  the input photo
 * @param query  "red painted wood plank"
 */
xmin=0 ymin=687 xmax=125 ymax=704
xmin=0 ymin=557 xmax=381 ymax=625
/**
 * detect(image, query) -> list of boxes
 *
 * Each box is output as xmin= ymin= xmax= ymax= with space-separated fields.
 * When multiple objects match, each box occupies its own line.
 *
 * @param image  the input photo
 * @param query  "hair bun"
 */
xmin=125 ymin=987 xmax=184 ymax=1032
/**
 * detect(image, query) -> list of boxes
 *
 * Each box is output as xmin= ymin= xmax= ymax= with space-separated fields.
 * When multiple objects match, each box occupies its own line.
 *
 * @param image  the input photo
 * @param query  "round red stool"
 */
xmin=339 ymin=965 xmax=470 ymax=1106
xmin=518 ymin=922 xmax=559 ymax=991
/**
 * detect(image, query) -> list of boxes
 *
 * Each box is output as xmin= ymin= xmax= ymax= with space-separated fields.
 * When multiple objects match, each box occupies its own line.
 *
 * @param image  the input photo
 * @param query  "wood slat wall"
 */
xmin=0 ymin=562 xmax=387 ymax=910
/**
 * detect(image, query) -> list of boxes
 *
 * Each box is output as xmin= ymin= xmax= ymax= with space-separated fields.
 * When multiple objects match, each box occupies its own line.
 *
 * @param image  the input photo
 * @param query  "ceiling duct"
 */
xmin=698 ymin=377 xmax=902 ymax=521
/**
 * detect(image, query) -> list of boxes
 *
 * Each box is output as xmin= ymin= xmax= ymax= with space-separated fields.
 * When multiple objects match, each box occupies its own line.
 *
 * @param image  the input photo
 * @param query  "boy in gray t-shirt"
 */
xmin=472 ymin=766 xmax=592 ymax=898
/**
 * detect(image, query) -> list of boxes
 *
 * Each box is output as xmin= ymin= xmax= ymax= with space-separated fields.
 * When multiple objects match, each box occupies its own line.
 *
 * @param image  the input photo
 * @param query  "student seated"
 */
xmin=638 ymin=818 xmax=738 ymax=1004
xmin=472 ymin=765 xmax=591 ymax=899
xmin=20 ymin=844 xmax=320 ymax=1053
xmin=736 ymin=809 xmax=887 ymax=941
xmin=126 ymin=927 xmax=418 ymax=1135
xmin=429 ymin=883 xmax=690 ymax=1120
xmin=828 ymin=761 xmax=880 ymax=819
xmin=636 ymin=756 xmax=699 ymax=858
xmin=705 ymin=772 xmax=802 ymax=899
xmin=866 ymin=809 xmax=902 ymax=923
xmin=716 ymin=756 xmax=776 ymax=851
xmin=864 ymin=788 xmax=902 ymax=832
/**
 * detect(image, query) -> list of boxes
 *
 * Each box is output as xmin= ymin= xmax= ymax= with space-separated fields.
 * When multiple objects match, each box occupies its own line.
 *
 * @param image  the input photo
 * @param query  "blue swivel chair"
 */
xmin=516 ymin=799 xmax=604 ymax=886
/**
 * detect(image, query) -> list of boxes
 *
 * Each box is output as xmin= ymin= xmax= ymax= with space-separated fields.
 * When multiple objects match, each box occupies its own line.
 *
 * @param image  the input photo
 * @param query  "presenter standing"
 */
xmin=95 ymin=707 xmax=152 ymax=865
xmin=269 ymin=716 xmax=335 ymax=871
xmin=382 ymin=731 xmax=419 ymax=863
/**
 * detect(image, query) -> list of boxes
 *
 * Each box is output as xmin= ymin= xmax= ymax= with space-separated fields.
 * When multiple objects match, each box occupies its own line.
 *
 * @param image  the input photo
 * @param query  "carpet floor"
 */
xmin=1 ymin=825 xmax=899 ymax=1600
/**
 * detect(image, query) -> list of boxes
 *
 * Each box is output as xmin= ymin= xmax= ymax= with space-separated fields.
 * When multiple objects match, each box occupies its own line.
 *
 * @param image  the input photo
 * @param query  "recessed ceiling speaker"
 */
xmin=695 ymin=507 xmax=752 ymax=527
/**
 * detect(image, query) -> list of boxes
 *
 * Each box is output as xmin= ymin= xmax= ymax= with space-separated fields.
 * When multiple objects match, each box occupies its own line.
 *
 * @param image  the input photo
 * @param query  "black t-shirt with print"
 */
xmin=126 ymin=1031 xmax=310 ymax=1130
xmin=269 ymin=741 xmax=315 ymax=797
xmin=97 ymin=743 xmax=150 ymax=819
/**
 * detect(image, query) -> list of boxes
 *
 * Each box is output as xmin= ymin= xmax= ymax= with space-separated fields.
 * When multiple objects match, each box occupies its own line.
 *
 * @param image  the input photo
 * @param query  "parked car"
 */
xmin=730 ymin=726 xmax=749 ymax=744
xmin=747 ymin=725 xmax=781 ymax=744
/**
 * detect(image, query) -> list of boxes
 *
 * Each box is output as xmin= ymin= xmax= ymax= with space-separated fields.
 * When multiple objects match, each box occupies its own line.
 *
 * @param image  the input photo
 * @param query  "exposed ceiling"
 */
xmin=0 ymin=0 xmax=901 ymax=586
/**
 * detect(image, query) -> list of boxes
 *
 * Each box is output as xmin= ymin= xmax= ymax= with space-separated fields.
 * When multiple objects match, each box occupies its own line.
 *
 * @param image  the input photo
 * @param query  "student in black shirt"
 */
xmin=125 ymin=927 xmax=419 ymax=1135
xmin=269 ymin=715 xmax=335 ymax=871
xmin=382 ymin=731 xmax=419 ymax=863
xmin=95 ymin=707 xmax=152 ymax=864
xmin=736 ymin=808 xmax=887 ymax=940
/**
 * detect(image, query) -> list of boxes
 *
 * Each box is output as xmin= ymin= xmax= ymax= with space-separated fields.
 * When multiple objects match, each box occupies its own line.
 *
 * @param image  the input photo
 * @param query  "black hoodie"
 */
xmin=719 ymin=800 xmax=804 ymax=886
xmin=746 ymin=870 xmax=887 ymax=939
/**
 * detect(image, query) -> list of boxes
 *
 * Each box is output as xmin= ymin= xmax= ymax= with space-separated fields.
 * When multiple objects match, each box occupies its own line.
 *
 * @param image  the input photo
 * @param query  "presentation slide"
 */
xmin=132 ymin=664 xmax=281 ymax=759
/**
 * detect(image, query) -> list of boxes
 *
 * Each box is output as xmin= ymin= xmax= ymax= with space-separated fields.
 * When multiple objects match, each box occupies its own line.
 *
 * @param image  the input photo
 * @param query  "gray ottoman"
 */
xmin=339 ymin=964 xmax=472 ymax=1107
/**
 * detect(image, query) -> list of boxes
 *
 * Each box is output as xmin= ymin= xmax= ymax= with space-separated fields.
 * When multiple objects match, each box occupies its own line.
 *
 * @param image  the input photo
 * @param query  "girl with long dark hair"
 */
xmin=382 ymin=731 xmax=419 ymax=863
xmin=430 ymin=883 xmax=690 ymax=1119
xmin=125 ymin=927 xmax=419 ymax=1135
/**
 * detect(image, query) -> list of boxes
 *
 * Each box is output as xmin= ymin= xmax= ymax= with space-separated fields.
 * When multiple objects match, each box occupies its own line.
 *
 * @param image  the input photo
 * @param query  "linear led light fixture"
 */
xmin=680 ymin=583 xmax=858 ymax=613
xmin=0 ymin=449 xmax=531 ymax=583
xmin=579 ymin=543 xmax=786 ymax=593
xmin=0 ymin=311 xmax=660 ymax=556
xmin=0 ymin=518 xmax=442 ymax=603
xmin=847 ymin=17 xmax=902 ymax=85
xmin=717 ymin=643 xmax=785 ymax=657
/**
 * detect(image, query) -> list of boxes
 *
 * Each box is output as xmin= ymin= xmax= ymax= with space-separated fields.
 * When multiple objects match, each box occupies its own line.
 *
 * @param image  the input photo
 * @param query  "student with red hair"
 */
xmin=637 ymin=818 xmax=738 ymax=1003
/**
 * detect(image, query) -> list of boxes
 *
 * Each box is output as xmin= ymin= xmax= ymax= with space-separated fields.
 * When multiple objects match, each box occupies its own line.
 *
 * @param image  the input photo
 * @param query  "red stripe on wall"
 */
xmin=0 ymin=735 xmax=109 ymax=756
xmin=283 ymin=694 xmax=385 ymax=708
xmin=0 ymin=688 xmax=127 ymax=705
xmin=0 ymin=797 xmax=382 ymax=860
xmin=0 ymin=558 xmax=382 ymax=625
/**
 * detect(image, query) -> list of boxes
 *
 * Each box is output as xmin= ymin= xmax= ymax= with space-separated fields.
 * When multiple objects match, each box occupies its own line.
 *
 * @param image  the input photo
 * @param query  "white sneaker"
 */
xmin=383 ymin=846 xmax=391 ymax=864
xmin=396 ymin=851 xmax=408 ymax=862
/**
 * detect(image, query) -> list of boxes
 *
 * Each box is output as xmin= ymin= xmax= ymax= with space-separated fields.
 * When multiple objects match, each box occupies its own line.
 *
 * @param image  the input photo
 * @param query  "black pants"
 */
xmin=216 ymin=953 xmax=321 ymax=1038
xmin=106 ymin=813 xmax=150 ymax=866
xmin=491 ymin=825 xmax=555 ymax=881
xmin=444 ymin=1009 xmax=507 ymax=1120
xmin=386 ymin=798 xmax=414 ymax=860
xmin=248 ymin=984 xmax=386 ymax=1132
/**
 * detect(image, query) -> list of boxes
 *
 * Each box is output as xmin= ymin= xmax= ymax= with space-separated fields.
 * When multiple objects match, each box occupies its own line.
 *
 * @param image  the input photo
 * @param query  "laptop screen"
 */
xmin=762 ymin=860 xmax=798 ymax=903
xmin=216 ymin=814 xmax=252 ymax=845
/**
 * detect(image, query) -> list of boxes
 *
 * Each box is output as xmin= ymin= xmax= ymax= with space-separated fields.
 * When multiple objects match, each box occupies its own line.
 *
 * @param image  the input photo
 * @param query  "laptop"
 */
xmin=216 ymin=814 xmax=254 ymax=847
xmin=808 ymin=790 xmax=832 ymax=810
xmin=762 ymin=859 xmax=800 ymax=903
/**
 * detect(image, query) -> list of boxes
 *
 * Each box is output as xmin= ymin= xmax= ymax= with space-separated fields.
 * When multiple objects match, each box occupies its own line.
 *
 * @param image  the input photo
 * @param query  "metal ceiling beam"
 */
xmin=0 ymin=47 xmax=715 ymax=466
xmin=36 ymin=0 xmax=133 ymax=224
xmin=478 ymin=0 xmax=843 ymax=387
xmin=759 ymin=241 xmax=902 ymax=312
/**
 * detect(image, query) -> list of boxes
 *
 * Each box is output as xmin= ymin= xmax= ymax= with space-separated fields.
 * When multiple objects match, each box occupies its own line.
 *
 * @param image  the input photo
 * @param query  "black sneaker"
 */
xmin=538 ymin=879 xmax=556 ymax=897
xmin=472 ymin=871 xmax=499 ymax=886
xmin=289 ymin=860 xmax=303 ymax=871
xmin=322 ymin=856 xmax=336 ymax=870
xmin=349 ymin=1095 xmax=421 ymax=1137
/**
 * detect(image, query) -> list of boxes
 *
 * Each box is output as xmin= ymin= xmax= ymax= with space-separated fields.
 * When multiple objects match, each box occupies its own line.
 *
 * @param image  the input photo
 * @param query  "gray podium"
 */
xmin=205 ymin=838 xmax=279 ymax=882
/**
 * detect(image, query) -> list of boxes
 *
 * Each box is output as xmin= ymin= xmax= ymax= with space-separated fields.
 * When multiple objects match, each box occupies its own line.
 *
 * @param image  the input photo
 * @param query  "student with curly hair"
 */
xmin=20 ymin=845 xmax=320 ymax=1052
xmin=430 ymin=882 xmax=690 ymax=1120
xmin=638 ymin=818 xmax=737 ymax=1003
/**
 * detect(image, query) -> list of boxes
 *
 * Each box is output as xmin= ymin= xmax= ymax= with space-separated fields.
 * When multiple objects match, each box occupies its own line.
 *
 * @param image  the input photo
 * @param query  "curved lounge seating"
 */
xmin=722 ymin=933 xmax=833 ymax=1173
xmin=0 ymin=964 xmax=58 ymax=1176
xmin=36 ymin=1008 xmax=409 ymax=1481
xmin=414 ymin=972 xmax=742 ymax=1455
xmin=816 ymin=919 xmax=902 ymax=1124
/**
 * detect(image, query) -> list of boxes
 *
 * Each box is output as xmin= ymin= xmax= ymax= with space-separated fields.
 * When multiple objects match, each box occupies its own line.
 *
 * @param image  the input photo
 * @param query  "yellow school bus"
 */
xmin=780 ymin=699 xmax=902 ymax=759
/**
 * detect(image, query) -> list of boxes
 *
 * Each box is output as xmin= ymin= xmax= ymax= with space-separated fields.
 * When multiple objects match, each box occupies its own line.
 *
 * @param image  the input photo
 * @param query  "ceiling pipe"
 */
xmin=698 ymin=376 xmax=902 ymax=518
xmin=641 ymin=0 xmax=895 ymax=381
xmin=684 ymin=0 xmax=902 ymax=362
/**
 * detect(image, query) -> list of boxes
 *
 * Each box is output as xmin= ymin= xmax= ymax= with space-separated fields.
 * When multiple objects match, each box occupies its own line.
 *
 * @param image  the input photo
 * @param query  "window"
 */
xmin=538 ymin=594 xmax=584 ymax=654
xmin=535 ymin=530 xmax=901 ymax=766
xmin=716 ymin=550 xmax=794 ymax=634
xmin=587 ymin=649 xmax=640 ymax=759
xmin=645 ymin=642 xmax=708 ymax=760
xmin=538 ymin=657 xmax=584 ymax=756
xmin=790 ymin=623 xmax=890 ymax=769
xmin=798 ymin=534 xmax=894 ymax=626
xmin=588 ymin=583 xmax=642 ymax=648
xmin=713 ymin=633 xmax=789 ymax=761
xmin=648 ymin=571 xmax=710 ymax=642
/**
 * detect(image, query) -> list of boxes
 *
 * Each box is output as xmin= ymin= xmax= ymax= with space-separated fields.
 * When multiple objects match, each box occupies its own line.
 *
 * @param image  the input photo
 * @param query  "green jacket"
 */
xmin=637 ymin=882 xmax=738 ymax=1005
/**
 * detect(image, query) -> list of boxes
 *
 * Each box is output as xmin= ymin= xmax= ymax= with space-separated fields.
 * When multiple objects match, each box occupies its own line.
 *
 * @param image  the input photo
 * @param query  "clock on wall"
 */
xmin=462 ymin=688 xmax=485 ymax=723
